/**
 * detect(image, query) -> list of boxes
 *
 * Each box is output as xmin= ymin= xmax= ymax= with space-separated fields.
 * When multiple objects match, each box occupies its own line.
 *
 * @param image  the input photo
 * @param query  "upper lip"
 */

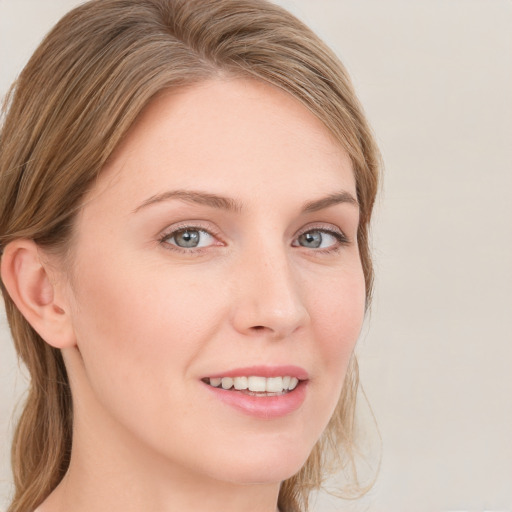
xmin=204 ymin=365 xmax=309 ymax=380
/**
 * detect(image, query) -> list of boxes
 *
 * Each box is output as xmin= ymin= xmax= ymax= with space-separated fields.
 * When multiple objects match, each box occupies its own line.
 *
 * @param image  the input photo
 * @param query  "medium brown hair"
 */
xmin=0 ymin=1 xmax=380 ymax=511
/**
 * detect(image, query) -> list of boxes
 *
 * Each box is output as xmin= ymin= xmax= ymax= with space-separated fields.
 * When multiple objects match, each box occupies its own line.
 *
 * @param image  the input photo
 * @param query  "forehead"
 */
xmin=85 ymin=77 xmax=355 ymax=213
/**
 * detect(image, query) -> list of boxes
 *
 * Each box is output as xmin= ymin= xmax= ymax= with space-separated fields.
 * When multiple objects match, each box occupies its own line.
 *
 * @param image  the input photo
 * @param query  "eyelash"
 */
xmin=295 ymin=226 xmax=350 ymax=255
xmin=158 ymin=223 xmax=350 ymax=255
xmin=158 ymin=223 xmax=223 ymax=255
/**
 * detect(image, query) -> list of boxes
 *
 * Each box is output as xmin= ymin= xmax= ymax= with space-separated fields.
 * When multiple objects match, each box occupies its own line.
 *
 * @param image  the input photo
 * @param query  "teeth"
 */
xmin=208 ymin=376 xmax=301 ymax=393
xmin=266 ymin=377 xmax=283 ymax=393
xmin=210 ymin=377 xmax=222 ymax=387
xmin=248 ymin=376 xmax=266 ymax=392
xmin=233 ymin=376 xmax=248 ymax=390
xmin=221 ymin=377 xmax=233 ymax=390
xmin=289 ymin=377 xmax=299 ymax=390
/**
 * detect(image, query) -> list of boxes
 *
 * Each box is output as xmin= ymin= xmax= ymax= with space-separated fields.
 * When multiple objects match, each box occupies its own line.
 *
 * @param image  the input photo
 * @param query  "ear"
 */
xmin=0 ymin=239 xmax=76 ymax=349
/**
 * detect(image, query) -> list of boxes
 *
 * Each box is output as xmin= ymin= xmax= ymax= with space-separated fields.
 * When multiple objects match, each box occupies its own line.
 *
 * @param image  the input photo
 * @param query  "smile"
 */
xmin=201 ymin=366 xmax=308 ymax=419
xmin=204 ymin=376 xmax=300 ymax=395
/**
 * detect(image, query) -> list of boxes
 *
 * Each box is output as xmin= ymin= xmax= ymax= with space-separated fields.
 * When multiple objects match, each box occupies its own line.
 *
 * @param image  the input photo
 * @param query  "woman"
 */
xmin=0 ymin=0 xmax=380 ymax=511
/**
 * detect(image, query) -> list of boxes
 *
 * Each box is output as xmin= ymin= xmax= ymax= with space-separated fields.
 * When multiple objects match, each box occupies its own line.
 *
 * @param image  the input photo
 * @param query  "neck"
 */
xmin=42 ymin=463 xmax=280 ymax=512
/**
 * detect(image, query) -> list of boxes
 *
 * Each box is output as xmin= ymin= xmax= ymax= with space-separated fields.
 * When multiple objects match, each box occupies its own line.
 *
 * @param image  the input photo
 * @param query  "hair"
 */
xmin=0 ymin=1 xmax=380 ymax=511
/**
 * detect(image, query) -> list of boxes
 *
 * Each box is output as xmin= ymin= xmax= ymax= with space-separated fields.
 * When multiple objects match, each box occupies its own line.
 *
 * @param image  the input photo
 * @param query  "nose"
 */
xmin=230 ymin=244 xmax=310 ymax=339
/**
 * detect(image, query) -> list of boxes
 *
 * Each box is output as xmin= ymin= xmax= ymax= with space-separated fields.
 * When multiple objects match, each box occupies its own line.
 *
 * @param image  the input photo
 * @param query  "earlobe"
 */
xmin=0 ymin=239 xmax=76 ymax=349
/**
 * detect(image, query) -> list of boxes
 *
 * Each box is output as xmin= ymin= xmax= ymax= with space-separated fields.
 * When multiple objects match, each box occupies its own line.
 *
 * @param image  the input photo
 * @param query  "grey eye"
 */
xmin=165 ymin=228 xmax=215 ymax=249
xmin=174 ymin=229 xmax=201 ymax=248
xmin=298 ymin=231 xmax=323 ymax=248
xmin=295 ymin=230 xmax=340 ymax=249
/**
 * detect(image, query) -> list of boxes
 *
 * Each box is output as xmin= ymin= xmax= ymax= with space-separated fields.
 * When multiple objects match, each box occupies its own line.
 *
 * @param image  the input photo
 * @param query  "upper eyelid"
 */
xmin=295 ymin=223 xmax=349 ymax=240
xmin=162 ymin=227 xmax=214 ymax=240
xmin=158 ymin=224 xmax=221 ymax=253
xmin=159 ymin=221 xmax=221 ymax=238
xmin=159 ymin=221 xmax=346 ymax=237
xmin=161 ymin=220 xmax=345 ymax=234
xmin=297 ymin=224 xmax=344 ymax=234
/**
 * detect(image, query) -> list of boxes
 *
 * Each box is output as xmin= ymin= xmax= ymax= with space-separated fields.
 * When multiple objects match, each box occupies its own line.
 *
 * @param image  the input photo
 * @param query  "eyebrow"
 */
xmin=301 ymin=191 xmax=359 ymax=213
xmin=133 ymin=189 xmax=358 ymax=214
xmin=133 ymin=190 xmax=243 ymax=213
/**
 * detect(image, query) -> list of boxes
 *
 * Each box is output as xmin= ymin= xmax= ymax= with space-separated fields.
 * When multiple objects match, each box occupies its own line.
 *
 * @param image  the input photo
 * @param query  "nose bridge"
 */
xmin=231 ymin=233 xmax=309 ymax=338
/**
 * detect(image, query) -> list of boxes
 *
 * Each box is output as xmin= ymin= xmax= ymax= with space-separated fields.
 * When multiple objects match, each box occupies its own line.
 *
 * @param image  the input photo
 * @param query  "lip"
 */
xmin=201 ymin=365 xmax=309 ymax=419
xmin=204 ymin=365 xmax=309 ymax=380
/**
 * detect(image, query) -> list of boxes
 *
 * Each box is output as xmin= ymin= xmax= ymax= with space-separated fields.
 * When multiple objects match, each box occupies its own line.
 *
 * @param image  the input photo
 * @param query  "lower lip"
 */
xmin=203 ymin=381 xmax=308 ymax=419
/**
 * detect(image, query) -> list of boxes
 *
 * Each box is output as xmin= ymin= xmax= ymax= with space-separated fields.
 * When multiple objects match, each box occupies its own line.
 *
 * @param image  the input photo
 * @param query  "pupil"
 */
xmin=300 ymin=231 xmax=322 ymax=248
xmin=176 ymin=229 xmax=200 ymax=247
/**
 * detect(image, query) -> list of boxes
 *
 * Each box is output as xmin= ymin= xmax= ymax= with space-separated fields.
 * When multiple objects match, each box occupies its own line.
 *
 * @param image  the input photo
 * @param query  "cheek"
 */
xmin=71 ymin=252 xmax=220 ymax=343
xmin=307 ymin=263 xmax=366 ymax=406
xmin=313 ymin=263 xmax=365 ymax=352
xmin=66 ymin=254 xmax=225 ymax=417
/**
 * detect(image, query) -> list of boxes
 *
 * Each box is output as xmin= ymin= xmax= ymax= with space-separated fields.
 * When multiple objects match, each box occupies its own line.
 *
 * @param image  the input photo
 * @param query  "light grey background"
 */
xmin=1 ymin=1 xmax=511 ymax=511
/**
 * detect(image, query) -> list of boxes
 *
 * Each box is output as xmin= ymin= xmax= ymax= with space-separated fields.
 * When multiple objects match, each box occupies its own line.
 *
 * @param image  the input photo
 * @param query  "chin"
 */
xmin=216 ymin=461 xmax=306 ymax=486
xmin=201 ymin=435 xmax=315 ymax=485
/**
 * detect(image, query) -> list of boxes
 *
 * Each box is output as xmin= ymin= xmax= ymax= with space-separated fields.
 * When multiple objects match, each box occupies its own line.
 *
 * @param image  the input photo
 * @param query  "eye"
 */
xmin=161 ymin=227 xmax=216 ymax=250
xmin=293 ymin=228 xmax=347 ymax=251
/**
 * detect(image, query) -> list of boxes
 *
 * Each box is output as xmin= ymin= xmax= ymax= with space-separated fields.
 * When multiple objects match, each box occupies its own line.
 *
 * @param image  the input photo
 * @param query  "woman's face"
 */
xmin=62 ymin=78 xmax=365 ymax=485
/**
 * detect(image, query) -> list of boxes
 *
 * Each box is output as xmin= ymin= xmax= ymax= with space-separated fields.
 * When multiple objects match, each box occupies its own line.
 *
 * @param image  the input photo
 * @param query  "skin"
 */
xmin=31 ymin=78 xmax=365 ymax=512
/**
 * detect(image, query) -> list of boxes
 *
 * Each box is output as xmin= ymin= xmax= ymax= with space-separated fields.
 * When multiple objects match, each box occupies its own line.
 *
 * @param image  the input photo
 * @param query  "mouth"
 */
xmin=201 ymin=366 xmax=308 ymax=419
xmin=202 ymin=375 xmax=300 ymax=396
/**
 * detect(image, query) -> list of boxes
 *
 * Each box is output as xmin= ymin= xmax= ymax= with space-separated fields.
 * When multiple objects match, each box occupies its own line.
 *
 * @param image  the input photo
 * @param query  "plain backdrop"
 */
xmin=1 ymin=1 xmax=511 ymax=511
